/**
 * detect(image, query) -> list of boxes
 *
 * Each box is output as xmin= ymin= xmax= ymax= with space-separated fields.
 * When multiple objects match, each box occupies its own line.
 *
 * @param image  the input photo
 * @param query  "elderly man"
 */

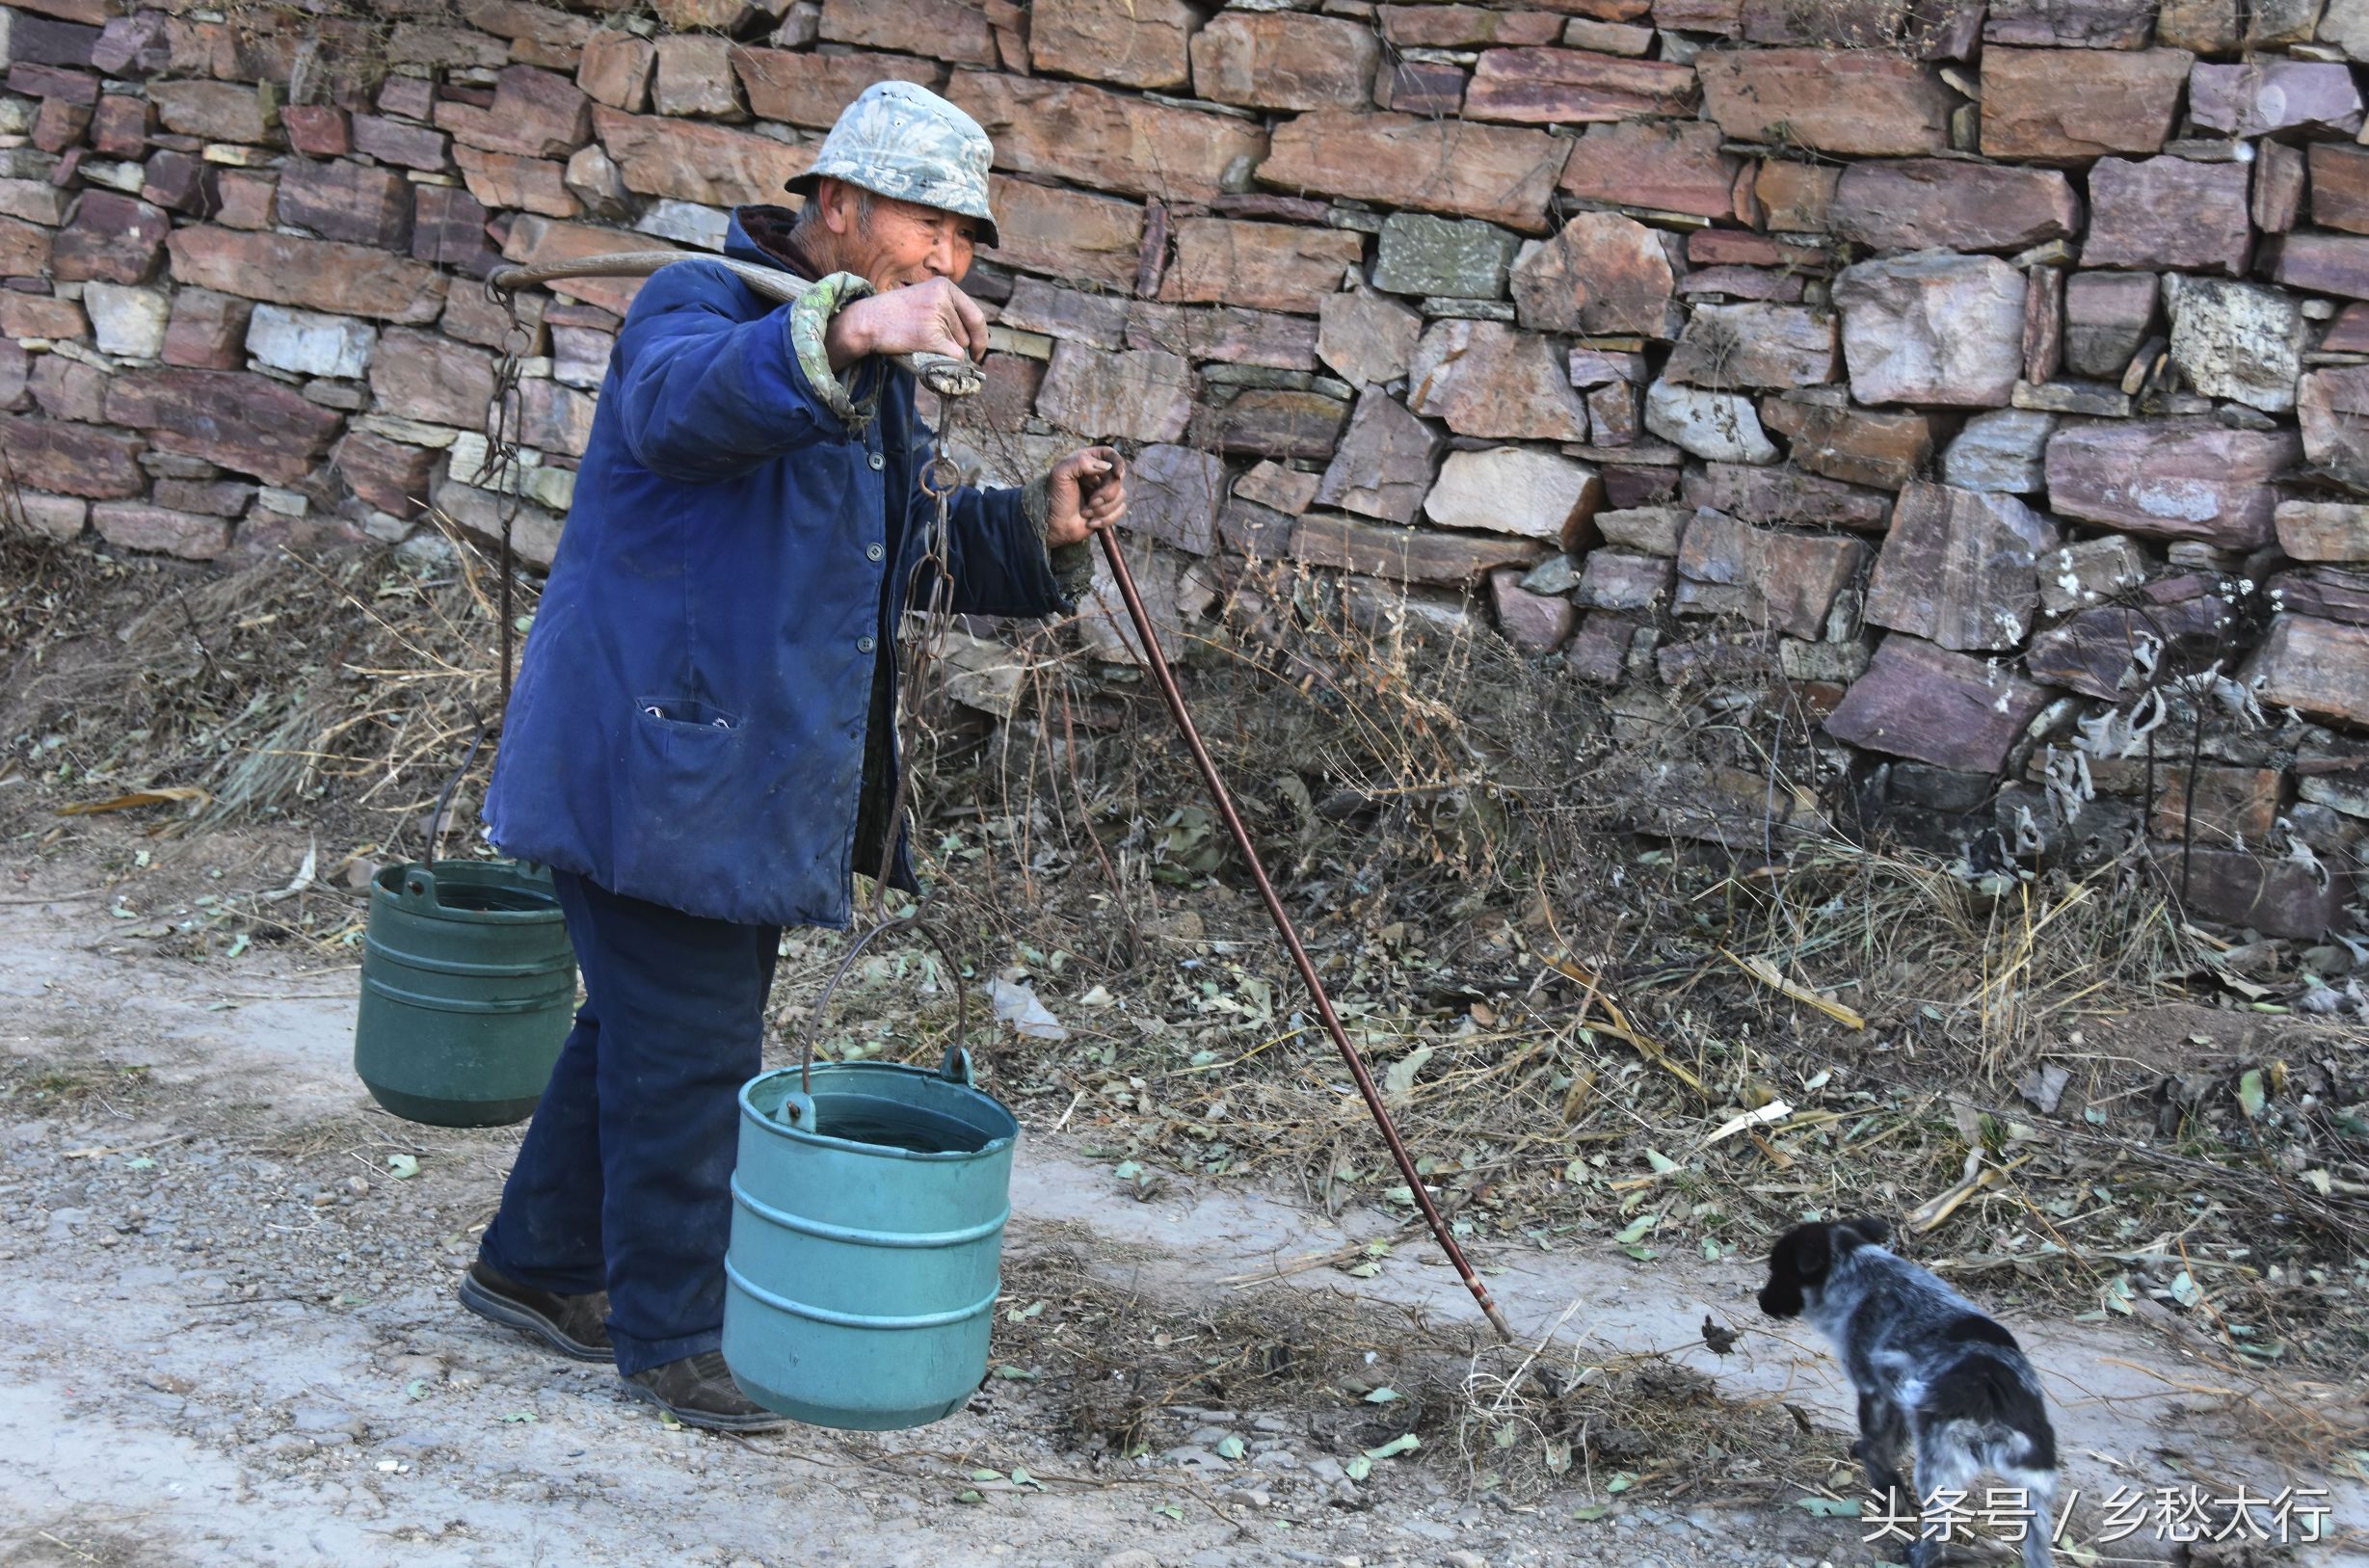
xmin=461 ymin=82 xmax=1126 ymax=1431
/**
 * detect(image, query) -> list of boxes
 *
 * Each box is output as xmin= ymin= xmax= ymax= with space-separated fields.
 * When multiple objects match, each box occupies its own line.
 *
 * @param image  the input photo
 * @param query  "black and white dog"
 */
xmin=1759 ymin=1215 xmax=2060 ymax=1568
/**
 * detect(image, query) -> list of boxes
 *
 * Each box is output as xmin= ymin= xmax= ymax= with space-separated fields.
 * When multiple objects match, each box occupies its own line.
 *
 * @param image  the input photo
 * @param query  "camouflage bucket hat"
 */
xmin=785 ymin=80 xmax=999 ymax=250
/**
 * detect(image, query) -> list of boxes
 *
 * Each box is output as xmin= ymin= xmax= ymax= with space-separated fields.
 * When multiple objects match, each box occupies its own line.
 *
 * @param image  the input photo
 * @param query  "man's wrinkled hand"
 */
xmin=824 ymin=277 xmax=989 ymax=372
xmin=1047 ymin=446 xmax=1126 ymax=547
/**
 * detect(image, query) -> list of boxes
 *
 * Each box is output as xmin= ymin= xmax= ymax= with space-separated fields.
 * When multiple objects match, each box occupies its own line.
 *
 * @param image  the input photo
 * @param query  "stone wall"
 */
xmin=2 ymin=0 xmax=2366 ymax=936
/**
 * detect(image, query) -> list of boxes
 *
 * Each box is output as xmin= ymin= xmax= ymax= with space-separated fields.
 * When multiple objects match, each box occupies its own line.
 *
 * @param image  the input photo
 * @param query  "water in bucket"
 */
xmin=806 ymin=1090 xmax=992 ymax=1155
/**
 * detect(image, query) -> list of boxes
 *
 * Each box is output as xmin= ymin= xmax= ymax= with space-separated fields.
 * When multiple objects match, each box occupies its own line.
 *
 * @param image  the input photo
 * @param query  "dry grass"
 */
xmin=0 ymin=1058 xmax=156 ymax=1120
xmin=1 ymin=515 xmax=531 ymax=860
xmin=994 ymin=1242 xmax=1841 ymax=1507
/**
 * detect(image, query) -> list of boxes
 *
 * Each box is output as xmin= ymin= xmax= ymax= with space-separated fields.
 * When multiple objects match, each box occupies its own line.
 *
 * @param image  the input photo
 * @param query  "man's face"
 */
xmin=816 ymin=180 xmax=976 ymax=290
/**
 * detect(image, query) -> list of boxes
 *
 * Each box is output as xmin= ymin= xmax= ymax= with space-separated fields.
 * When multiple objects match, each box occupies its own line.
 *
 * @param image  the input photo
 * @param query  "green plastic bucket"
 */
xmin=722 ymin=918 xmax=1018 ymax=1430
xmin=723 ymin=1050 xmax=1019 ymax=1430
xmin=353 ymin=861 xmax=578 ymax=1128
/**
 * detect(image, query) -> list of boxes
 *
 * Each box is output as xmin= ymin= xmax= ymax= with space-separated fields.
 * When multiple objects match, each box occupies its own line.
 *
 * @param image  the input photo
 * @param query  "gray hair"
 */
xmin=790 ymin=180 xmax=874 ymax=244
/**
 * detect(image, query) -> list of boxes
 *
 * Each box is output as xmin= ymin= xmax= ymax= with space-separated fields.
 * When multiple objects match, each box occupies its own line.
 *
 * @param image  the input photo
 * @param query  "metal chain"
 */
xmin=401 ymin=279 xmax=531 ymax=867
xmin=842 ymin=392 xmax=976 ymax=1059
xmin=479 ymin=277 xmax=534 ymax=725
xmin=866 ymin=445 xmax=962 ymax=923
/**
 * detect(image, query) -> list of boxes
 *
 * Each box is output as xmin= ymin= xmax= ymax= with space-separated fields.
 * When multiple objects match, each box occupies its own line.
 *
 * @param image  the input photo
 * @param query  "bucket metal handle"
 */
xmin=786 ymin=915 xmax=976 ymax=1121
xmin=422 ymin=704 xmax=487 ymax=871
xmin=397 ymin=866 xmax=442 ymax=914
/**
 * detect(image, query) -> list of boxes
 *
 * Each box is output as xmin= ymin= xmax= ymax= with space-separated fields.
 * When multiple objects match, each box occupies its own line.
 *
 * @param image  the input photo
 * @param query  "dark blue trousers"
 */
xmin=478 ymin=869 xmax=780 ymax=1375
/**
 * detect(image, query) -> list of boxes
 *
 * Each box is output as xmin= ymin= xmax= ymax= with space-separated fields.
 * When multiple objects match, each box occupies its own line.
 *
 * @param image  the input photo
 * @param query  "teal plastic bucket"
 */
xmin=353 ymin=861 xmax=577 ymax=1128
xmin=723 ymin=1048 xmax=1019 ymax=1430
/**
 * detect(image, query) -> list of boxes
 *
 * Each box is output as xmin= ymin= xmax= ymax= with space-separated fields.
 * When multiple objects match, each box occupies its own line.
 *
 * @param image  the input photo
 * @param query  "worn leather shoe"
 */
xmin=457 ymin=1261 xmax=613 ymax=1363
xmin=620 ymin=1349 xmax=786 ymax=1432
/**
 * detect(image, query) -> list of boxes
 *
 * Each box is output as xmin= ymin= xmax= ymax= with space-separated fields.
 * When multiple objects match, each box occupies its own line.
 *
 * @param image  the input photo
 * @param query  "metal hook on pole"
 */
xmin=1089 ymin=521 xmax=1518 ymax=1345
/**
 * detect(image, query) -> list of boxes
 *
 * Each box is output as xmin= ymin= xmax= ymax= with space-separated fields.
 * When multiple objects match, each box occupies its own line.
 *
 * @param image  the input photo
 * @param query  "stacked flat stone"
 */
xmin=1 ymin=0 xmax=2365 ymax=935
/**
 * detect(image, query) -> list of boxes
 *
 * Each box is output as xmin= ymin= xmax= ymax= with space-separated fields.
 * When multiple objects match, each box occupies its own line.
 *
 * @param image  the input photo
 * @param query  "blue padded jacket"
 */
xmin=482 ymin=211 xmax=1069 ymax=927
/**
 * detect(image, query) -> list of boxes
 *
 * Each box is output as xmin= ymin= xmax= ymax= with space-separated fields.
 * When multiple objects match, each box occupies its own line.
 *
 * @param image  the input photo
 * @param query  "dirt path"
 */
xmin=0 ymin=871 xmax=2358 ymax=1568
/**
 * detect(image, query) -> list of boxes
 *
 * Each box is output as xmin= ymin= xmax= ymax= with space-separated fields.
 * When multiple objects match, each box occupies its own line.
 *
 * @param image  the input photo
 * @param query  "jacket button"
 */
xmin=865 ymin=543 xmax=884 ymax=562
xmin=857 ymin=635 xmax=876 ymax=653
xmin=867 ymin=451 xmax=885 ymax=471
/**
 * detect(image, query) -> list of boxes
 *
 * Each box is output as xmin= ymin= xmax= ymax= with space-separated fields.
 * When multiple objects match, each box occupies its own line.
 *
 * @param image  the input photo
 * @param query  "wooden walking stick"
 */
xmin=1088 ymin=518 xmax=1518 ymax=1345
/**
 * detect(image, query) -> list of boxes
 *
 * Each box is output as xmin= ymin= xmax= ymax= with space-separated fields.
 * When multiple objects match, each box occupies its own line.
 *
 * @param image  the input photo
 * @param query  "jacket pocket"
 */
xmin=620 ymin=696 xmax=747 ymax=836
xmin=632 ymin=695 xmax=741 ymax=732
